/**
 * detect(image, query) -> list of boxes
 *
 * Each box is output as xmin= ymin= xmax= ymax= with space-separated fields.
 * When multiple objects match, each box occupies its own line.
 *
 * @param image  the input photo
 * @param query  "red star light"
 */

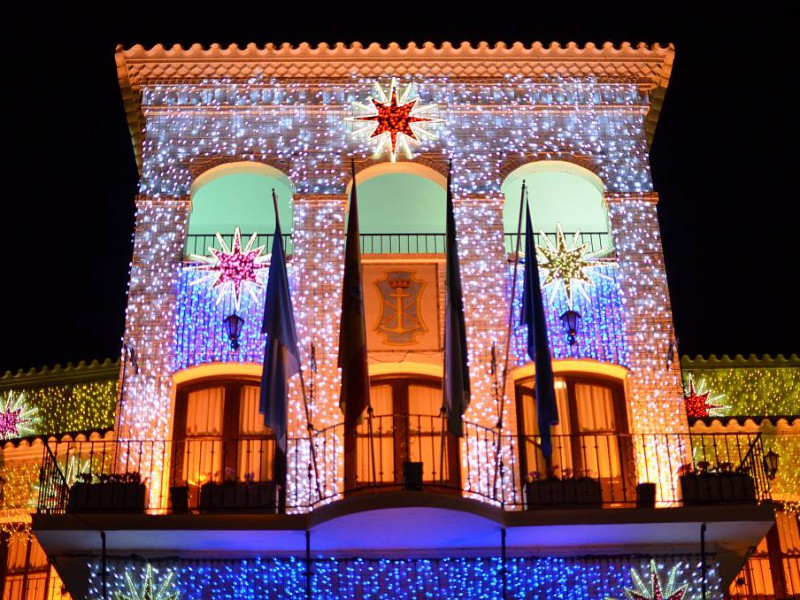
xmin=346 ymin=78 xmax=443 ymax=162
xmin=683 ymin=377 xmax=723 ymax=418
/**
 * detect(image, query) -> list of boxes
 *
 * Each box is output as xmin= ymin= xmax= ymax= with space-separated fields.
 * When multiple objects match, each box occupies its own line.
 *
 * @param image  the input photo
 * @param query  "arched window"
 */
xmin=349 ymin=376 xmax=459 ymax=490
xmin=186 ymin=162 xmax=294 ymax=257
xmin=172 ymin=378 xmax=275 ymax=491
xmin=501 ymin=161 xmax=613 ymax=256
xmin=515 ymin=373 xmax=634 ymax=503
xmin=350 ymin=163 xmax=446 ymax=254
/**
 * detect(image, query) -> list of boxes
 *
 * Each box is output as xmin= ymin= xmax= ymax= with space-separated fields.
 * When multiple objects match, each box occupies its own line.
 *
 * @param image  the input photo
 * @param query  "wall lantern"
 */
xmin=223 ymin=313 xmax=245 ymax=350
xmin=560 ymin=310 xmax=581 ymax=346
xmin=763 ymin=449 xmax=779 ymax=480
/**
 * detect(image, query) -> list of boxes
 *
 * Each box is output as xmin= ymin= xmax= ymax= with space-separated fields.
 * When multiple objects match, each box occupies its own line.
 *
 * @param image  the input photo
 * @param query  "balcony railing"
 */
xmin=36 ymin=430 xmax=770 ymax=515
xmin=505 ymin=231 xmax=614 ymax=256
xmin=183 ymin=231 xmax=614 ymax=257
xmin=185 ymin=233 xmax=293 ymax=257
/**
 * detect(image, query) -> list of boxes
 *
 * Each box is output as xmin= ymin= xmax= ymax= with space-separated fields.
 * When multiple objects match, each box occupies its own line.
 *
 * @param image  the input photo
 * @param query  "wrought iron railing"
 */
xmin=185 ymin=233 xmax=293 ymax=257
xmin=184 ymin=231 xmax=614 ymax=257
xmin=35 ymin=431 xmax=769 ymax=514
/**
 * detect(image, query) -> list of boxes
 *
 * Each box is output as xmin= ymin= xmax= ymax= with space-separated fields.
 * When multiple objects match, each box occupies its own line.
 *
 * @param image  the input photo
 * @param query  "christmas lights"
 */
xmin=187 ymin=227 xmax=270 ymax=310
xmin=605 ymin=559 xmax=691 ymax=600
xmin=345 ymin=78 xmax=443 ymax=162
xmin=0 ymin=392 xmax=39 ymax=440
xmin=536 ymin=223 xmax=610 ymax=308
xmin=681 ymin=361 xmax=799 ymax=416
xmin=682 ymin=375 xmax=727 ymax=418
xmin=86 ymin=555 xmax=719 ymax=600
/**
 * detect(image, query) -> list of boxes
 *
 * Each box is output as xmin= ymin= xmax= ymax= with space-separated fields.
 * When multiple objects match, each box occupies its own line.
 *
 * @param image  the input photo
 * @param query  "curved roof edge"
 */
xmin=690 ymin=415 xmax=800 ymax=427
xmin=681 ymin=354 xmax=800 ymax=368
xmin=0 ymin=358 xmax=120 ymax=389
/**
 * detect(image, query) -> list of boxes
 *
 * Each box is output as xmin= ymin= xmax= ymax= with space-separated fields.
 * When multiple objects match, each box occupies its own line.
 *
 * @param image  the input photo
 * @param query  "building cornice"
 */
xmin=116 ymin=41 xmax=675 ymax=173
xmin=0 ymin=358 xmax=120 ymax=389
xmin=681 ymin=354 xmax=800 ymax=369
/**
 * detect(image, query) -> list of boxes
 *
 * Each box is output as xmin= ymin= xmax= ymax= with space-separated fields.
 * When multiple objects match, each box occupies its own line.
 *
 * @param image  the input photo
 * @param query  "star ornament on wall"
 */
xmin=683 ymin=375 xmax=727 ymax=418
xmin=536 ymin=223 xmax=610 ymax=308
xmin=346 ymin=77 xmax=443 ymax=162
xmin=114 ymin=564 xmax=180 ymax=600
xmin=606 ymin=560 xmax=691 ymax=600
xmin=0 ymin=391 xmax=39 ymax=440
xmin=188 ymin=227 xmax=269 ymax=310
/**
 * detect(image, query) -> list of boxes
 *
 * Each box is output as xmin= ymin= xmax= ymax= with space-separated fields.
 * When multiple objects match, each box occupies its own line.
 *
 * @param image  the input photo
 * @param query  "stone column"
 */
xmin=608 ymin=192 xmax=687 ymax=502
xmin=116 ymin=195 xmax=190 ymax=507
xmin=288 ymin=194 xmax=346 ymax=508
xmin=455 ymin=194 xmax=519 ymax=504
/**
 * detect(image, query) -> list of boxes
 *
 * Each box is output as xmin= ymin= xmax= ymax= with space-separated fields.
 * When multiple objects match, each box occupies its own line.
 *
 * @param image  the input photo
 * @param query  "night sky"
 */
xmin=4 ymin=4 xmax=797 ymax=375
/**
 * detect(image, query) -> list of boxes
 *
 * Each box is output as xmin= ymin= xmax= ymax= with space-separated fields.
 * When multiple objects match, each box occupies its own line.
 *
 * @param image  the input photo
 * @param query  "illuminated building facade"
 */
xmin=0 ymin=41 xmax=797 ymax=599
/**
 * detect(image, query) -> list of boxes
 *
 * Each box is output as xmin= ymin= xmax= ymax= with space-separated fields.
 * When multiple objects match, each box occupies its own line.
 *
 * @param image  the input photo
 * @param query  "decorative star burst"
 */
xmin=536 ymin=223 xmax=610 ymax=308
xmin=606 ymin=560 xmax=691 ymax=600
xmin=346 ymin=77 xmax=443 ymax=162
xmin=683 ymin=375 xmax=727 ymax=418
xmin=114 ymin=564 xmax=180 ymax=600
xmin=188 ymin=227 xmax=269 ymax=309
xmin=0 ymin=391 xmax=39 ymax=439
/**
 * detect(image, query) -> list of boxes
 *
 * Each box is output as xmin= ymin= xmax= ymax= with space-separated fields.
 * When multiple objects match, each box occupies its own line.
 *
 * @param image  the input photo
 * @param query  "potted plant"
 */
xmin=199 ymin=468 xmax=279 ymax=513
xmin=525 ymin=467 xmax=602 ymax=509
xmin=67 ymin=471 xmax=146 ymax=513
xmin=679 ymin=461 xmax=757 ymax=505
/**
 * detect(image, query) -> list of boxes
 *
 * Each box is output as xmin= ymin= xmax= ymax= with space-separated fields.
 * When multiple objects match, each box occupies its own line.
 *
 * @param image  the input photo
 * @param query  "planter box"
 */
xmin=680 ymin=473 xmax=757 ymax=505
xmin=170 ymin=486 xmax=189 ymax=514
xmin=67 ymin=482 xmax=146 ymax=513
xmin=636 ymin=482 xmax=657 ymax=508
xmin=403 ymin=461 xmax=423 ymax=491
xmin=199 ymin=482 xmax=279 ymax=513
xmin=525 ymin=478 xmax=602 ymax=509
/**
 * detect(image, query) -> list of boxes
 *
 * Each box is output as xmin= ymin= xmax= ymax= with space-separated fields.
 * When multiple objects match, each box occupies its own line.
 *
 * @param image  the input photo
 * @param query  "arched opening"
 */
xmin=348 ymin=162 xmax=447 ymax=254
xmin=186 ymin=162 xmax=294 ymax=257
xmin=501 ymin=161 xmax=612 ymax=256
xmin=515 ymin=369 xmax=634 ymax=507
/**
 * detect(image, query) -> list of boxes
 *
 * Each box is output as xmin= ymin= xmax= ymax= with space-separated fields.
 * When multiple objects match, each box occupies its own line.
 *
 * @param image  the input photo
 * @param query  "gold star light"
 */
xmin=606 ymin=560 xmax=692 ymax=600
xmin=536 ymin=223 xmax=610 ymax=308
xmin=346 ymin=77 xmax=443 ymax=162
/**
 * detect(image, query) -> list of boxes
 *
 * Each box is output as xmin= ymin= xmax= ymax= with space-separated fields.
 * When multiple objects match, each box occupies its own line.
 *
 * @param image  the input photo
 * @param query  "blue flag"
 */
xmin=521 ymin=198 xmax=558 ymax=459
xmin=260 ymin=195 xmax=301 ymax=452
xmin=443 ymin=164 xmax=471 ymax=437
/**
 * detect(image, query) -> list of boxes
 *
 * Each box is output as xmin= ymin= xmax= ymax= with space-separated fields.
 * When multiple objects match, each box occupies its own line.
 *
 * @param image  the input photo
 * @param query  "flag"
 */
xmin=521 ymin=196 xmax=559 ymax=459
xmin=338 ymin=161 xmax=370 ymax=434
xmin=260 ymin=193 xmax=301 ymax=453
xmin=443 ymin=163 xmax=471 ymax=437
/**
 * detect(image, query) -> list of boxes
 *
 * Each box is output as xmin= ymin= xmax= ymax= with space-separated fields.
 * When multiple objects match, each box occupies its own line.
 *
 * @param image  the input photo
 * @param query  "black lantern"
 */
xmin=560 ymin=310 xmax=581 ymax=346
xmin=763 ymin=449 xmax=779 ymax=480
xmin=223 ymin=313 xmax=245 ymax=350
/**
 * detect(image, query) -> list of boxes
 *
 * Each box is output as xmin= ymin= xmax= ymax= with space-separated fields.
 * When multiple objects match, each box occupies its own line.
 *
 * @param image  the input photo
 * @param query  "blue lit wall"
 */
xmin=88 ymin=555 xmax=719 ymax=600
xmin=510 ymin=263 xmax=629 ymax=367
xmin=173 ymin=267 xmax=276 ymax=370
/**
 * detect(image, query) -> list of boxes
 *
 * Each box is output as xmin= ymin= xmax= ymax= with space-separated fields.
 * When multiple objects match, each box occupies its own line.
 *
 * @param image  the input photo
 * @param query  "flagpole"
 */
xmin=271 ymin=189 xmax=323 ymax=504
xmin=492 ymin=180 xmax=527 ymax=502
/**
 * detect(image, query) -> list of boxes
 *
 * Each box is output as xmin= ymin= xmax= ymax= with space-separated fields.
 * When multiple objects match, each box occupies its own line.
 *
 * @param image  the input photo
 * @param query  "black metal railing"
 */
xmin=185 ymin=233 xmax=293 ymax=257
xmin=505 ymin=231 xmax=614 ymax=256
xmin=184 ymin=231 xmax=615 ymax=258
xmin=35 ymin=431 xmax=770 ymax=515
